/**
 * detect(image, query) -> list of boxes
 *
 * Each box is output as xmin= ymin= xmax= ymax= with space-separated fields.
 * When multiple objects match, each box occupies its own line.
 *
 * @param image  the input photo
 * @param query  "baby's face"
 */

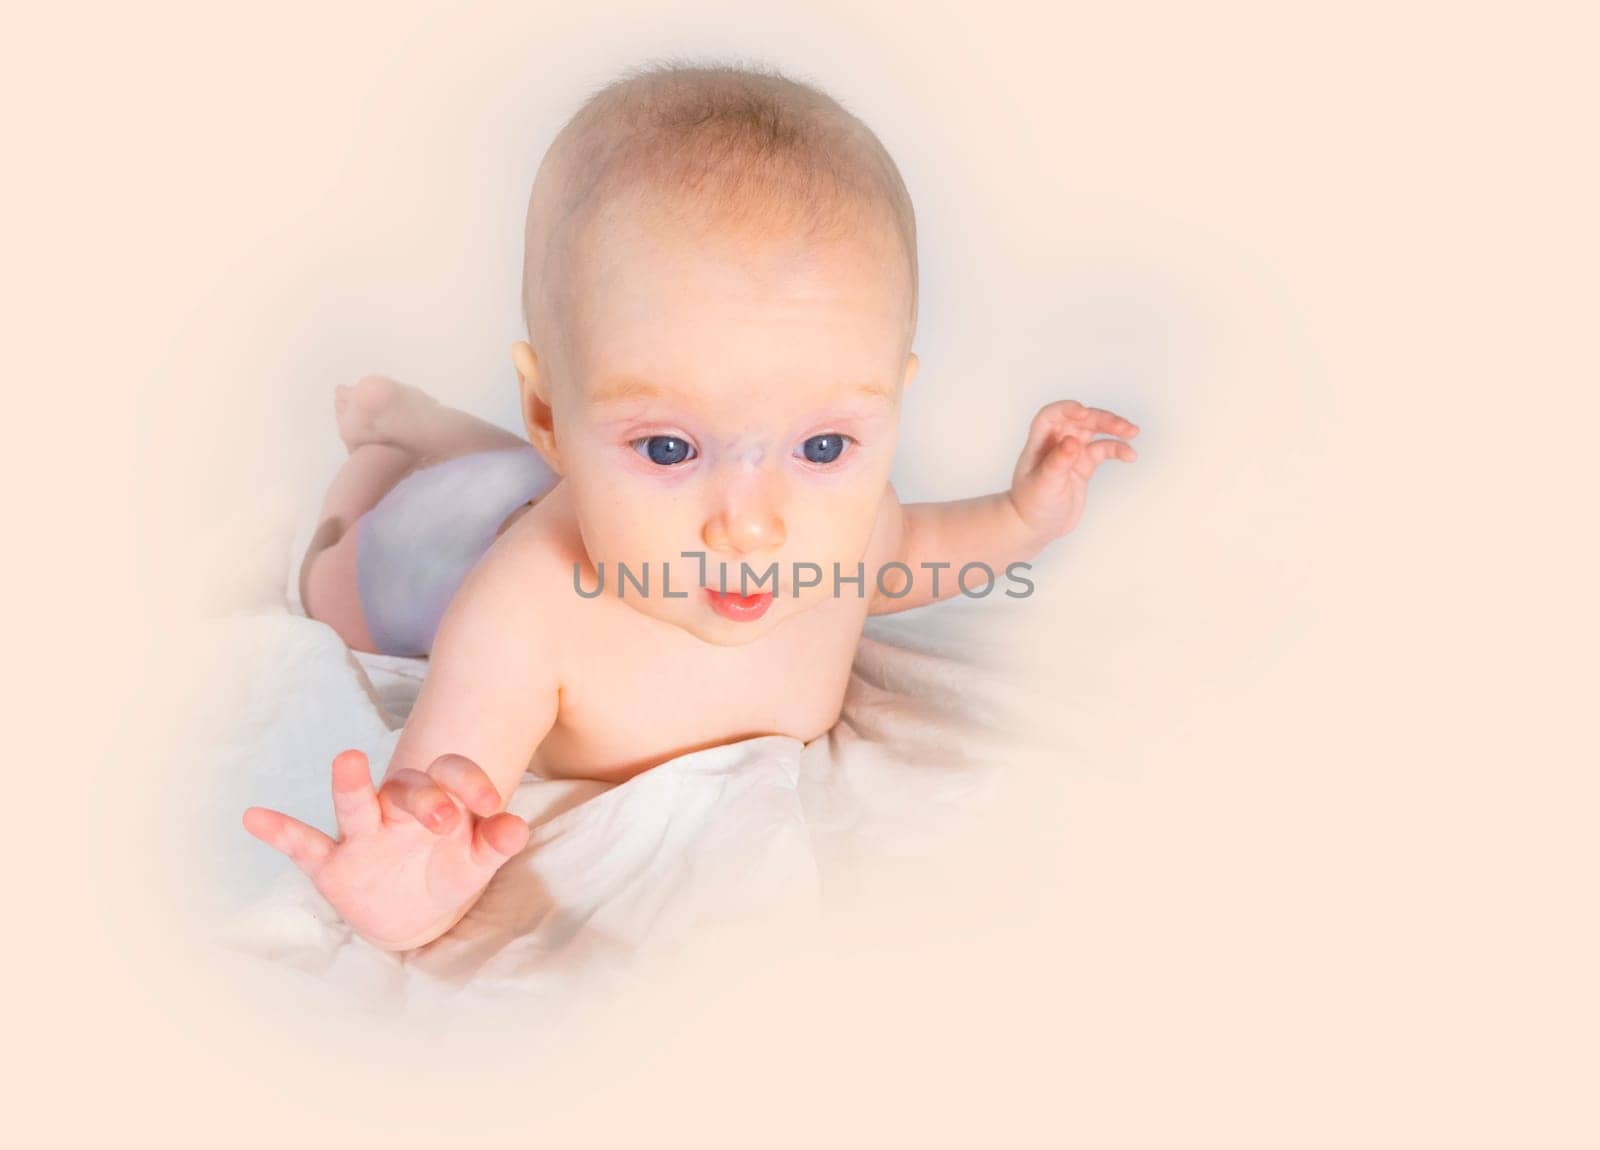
xmin=552 ymin=207 xmax=917 ymax=646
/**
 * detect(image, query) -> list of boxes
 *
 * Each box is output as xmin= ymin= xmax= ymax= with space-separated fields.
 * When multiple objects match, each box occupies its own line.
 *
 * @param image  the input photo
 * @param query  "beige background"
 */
xmin=7 ymin=0 xmax=1596 ymax=1144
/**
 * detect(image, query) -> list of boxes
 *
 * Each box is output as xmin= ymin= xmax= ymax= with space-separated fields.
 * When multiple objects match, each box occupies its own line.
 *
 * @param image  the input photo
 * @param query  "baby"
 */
xmin=243 ymin=63 xmax=1139 ymax=952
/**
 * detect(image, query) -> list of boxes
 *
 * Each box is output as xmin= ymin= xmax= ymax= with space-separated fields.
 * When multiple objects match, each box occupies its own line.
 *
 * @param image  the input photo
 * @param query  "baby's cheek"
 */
xmin=802 ymin=494 xmax=878 ymax=549
xmin=581 ymin=488 xmax=686 ymax=555
xmin=787 ymin=515 xmax=876 ymax=585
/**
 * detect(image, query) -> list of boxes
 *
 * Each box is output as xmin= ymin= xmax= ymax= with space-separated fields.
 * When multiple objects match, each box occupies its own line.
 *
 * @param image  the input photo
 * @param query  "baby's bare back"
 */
xmin=392 ymin=480 xmax=880 ymax=792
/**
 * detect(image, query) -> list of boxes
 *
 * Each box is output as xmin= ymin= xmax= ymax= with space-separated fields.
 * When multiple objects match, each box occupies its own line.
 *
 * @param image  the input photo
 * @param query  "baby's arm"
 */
xmin=869 ymin=400 xmax=1140 ymax=615
xmin=244 ymin=536 xmax=559 ymax=951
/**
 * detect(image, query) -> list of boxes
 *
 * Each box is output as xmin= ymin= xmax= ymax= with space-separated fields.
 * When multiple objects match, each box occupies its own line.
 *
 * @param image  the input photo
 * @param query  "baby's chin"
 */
xmin=625 ymin=589 xmax=826 ymax=647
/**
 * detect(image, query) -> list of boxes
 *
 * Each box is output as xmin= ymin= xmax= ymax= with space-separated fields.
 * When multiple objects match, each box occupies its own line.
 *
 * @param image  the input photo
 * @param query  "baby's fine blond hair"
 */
xmin=521 ymin=58 xmax=918 ymax=377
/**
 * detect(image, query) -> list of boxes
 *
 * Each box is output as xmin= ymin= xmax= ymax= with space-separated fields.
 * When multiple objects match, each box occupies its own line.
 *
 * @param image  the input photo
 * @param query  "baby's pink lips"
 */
xmin=704 ymin=586 xmax=774 ymax=622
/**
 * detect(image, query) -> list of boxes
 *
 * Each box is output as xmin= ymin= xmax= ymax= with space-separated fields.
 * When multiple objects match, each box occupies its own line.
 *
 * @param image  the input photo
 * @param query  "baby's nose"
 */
xmin=702 ymin=490 xmax=787 ymax=556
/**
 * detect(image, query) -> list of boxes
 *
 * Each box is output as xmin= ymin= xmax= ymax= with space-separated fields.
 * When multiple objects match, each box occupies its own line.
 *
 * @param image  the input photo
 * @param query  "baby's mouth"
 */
xmin=703 ymin=586 xmax=775 ymax=622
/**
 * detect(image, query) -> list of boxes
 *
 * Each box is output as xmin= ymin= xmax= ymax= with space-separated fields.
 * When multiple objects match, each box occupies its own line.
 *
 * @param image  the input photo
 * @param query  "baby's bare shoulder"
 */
xmin=443 ymin=487 xmax=583 ymax=637
xmin=459 ymin=520 xmax=565 ymax=611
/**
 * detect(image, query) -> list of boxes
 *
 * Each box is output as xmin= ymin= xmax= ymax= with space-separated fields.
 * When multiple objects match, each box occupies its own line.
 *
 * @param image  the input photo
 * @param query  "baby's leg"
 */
xmin=301 ymin=375 xmax=543 ymax=654
xmin=299 ymin=442 xmax=418 ymax=652
xmin=336 ymin=374 xmax=528 ymax=465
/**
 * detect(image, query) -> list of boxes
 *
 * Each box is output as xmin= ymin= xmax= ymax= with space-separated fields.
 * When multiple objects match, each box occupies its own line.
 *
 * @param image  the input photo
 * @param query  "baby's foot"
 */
xmin=334 ymin=374 xmax=438 ymax=452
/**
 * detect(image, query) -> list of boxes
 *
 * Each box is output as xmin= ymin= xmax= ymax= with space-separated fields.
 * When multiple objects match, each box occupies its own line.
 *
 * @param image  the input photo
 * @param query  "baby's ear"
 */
xmin=511 ymin=341 xmax=562 ymax=473
xmin=900 ymin=352 xmax=920 ymax=391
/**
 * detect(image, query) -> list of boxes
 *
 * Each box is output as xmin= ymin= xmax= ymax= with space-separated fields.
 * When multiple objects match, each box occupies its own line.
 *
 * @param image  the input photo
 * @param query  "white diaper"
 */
xmin=354 ymin=446 xmax=558 ymax=656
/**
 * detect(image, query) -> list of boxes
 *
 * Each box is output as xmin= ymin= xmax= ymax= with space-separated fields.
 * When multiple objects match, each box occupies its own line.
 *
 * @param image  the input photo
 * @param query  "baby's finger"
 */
xmin=425 ymin=754 xmax=503 ymax=818
xmin=469 ymin=812 xmax=531 ymax=871
xmin=241 ymin=807 xmax=336 ymax=878
xmin=378 ymin=769 xmax=460 ymax=833
xmin=1040 ymin=398 xmax=1090 ymax=419
xmin=330 ymin=749 xmax=381 ymax=838
xmin=1019 ymin=405 xmax=1068 ymax=469
xmin=1077 ymin=407 xmax=1140 ymax=437
xmin=1049 ymin=401 xmax=1140 ymax=438
xmin=1083 ymin=438 xmax=1138 ymax=467
xmin=1040 ymin=434 xmax=1082 ymax=475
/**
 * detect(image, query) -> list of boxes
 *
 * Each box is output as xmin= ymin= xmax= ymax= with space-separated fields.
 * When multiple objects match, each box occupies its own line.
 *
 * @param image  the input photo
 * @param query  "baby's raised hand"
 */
xmin=1008 ymin=400 xmax=1140 ymax=543
xmin=242 ymin=750 xmax=530 ymax=952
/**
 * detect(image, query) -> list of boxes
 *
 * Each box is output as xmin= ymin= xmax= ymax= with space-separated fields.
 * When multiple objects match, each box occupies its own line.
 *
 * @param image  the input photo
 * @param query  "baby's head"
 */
xmin=512 ymin=61 xmax=919 ymax=645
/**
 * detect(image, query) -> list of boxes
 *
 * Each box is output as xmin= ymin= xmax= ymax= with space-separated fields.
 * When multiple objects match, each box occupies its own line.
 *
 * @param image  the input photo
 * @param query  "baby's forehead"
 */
xmin=565 ymin=213 xmax=912 ymax=382
xmin=579 ymin=210 xmax=912 ymax=329
xmin=583 ymin=189 xmax=903 ymax=281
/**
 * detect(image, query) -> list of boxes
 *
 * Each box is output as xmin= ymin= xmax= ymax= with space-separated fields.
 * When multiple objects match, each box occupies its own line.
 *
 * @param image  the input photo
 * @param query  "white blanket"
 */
xmin=182 ymin=483 xmax=1050 ymax=1020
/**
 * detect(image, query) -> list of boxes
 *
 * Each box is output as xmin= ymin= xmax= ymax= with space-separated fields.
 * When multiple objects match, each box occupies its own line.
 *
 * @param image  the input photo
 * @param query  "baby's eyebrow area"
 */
xmin=587 ymin=375 xmax=898 ymax=409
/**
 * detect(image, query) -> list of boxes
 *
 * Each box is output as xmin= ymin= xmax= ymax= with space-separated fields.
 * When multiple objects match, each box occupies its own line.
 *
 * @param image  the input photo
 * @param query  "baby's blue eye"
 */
xmin=633 ymin=436 xmax=696 ymax=466
xmin=798 ymin=433 xmax=851 ymax=465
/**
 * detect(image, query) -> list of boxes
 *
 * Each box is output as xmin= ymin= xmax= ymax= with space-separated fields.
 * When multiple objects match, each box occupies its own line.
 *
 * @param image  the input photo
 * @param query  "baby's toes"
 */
xmin=335 ymin=375 xmax=401 ymax=449
xmin=350 ymin=373 xmax=402 ymax=413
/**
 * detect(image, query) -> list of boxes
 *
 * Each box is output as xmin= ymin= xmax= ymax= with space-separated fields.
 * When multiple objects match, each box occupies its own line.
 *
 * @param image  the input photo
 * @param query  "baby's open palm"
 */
xmin=1010 ymin=400 xmax=1140 ymax=541
xmin=242 ymin=750 xmax=530 ymax=951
